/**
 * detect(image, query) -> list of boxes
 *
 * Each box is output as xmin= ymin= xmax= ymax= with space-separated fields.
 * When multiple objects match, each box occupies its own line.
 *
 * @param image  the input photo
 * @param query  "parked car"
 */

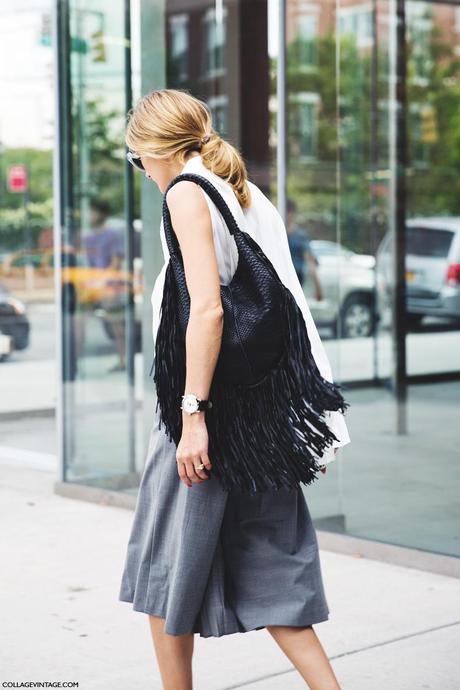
xmin=0 ymin=283 xmax=30 ymax=355
xmin=304 ymin=240 xmax=377 ymax=338
xmin=376 ymin=217 xmax=460 ymax=327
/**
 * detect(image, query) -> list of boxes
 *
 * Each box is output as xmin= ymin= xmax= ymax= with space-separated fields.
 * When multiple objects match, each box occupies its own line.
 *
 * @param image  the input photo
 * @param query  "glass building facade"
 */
xmin=53 ymin=0 xmax=460 ymax=560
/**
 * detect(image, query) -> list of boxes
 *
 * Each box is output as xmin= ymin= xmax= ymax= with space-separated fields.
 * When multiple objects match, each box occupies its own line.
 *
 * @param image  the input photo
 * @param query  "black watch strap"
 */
xmin=198 ymin=399 xmax=212 ymax=411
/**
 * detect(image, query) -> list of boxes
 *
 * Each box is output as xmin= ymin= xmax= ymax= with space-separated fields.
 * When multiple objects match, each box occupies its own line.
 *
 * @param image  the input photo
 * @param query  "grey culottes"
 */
xmin=118 ymin=406 xmax=330 ymax=638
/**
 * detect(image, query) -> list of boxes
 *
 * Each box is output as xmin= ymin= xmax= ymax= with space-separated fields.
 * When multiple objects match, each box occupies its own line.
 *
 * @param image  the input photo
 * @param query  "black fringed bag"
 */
xmin=150 ymin=172 xmax=349 ymax=495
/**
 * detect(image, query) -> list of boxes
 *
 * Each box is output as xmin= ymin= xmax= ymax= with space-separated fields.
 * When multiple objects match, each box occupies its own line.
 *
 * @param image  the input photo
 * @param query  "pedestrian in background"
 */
xmin=286 ymin=197 xmax=323 ymax=302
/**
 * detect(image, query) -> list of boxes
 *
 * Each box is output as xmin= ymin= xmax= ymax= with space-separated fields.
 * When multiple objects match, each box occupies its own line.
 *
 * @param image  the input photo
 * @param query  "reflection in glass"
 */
xmin=60 ymin=0 xmax=137 ymax=488
xmin=286 ymin=0 xmax=460 ymax=557
xmin=55 ymin=0 xmax=459 ymax=556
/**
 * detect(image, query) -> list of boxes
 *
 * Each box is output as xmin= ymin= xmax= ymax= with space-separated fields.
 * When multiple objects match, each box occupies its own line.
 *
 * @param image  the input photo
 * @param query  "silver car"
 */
xmin=376 ymin=217 xmax=460 ymax=327
xmin=303 ymin=240 xmax=377 ymax=338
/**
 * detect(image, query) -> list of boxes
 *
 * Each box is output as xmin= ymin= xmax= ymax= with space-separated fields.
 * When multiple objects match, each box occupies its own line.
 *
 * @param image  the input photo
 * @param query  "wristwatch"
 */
xmin=181 ymin=393 xmax=213 ymax=415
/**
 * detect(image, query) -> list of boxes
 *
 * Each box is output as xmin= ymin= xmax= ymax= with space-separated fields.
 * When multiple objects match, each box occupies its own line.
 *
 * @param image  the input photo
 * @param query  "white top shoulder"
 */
xmin=150 ymin=154 xmax=350 ymax=460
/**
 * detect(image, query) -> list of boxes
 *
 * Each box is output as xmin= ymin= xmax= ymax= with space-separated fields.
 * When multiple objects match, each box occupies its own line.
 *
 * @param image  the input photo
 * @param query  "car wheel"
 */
xmin=340 ymin=295 xmax=375 ymax=338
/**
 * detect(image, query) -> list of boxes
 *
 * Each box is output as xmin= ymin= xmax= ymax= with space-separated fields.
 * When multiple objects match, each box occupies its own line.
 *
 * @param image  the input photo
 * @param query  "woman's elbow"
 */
xmin=189 ymin=300 xmax=224 ymax=323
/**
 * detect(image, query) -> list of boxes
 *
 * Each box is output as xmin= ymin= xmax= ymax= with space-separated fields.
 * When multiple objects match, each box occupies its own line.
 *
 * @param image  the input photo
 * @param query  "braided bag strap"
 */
xmin=162 ymin=173 xmax=241 ymax=259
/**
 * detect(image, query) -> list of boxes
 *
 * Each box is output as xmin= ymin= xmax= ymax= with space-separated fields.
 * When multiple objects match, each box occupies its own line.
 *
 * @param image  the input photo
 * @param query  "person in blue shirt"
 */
xmin=286 ymin=198 xmax=323 ymax=301
xmin=77 ymin=200 xmax=127 ymax=372
xmin=85 ymin=200 xmax=125 ymax=270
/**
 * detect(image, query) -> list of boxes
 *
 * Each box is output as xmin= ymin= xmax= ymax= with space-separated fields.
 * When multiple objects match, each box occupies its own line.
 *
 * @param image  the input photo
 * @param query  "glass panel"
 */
xmin=0 ymin=0 xmax=54 ymax=427
xmin=60 ymin=0 xmax=137 ymax=489
xmin=327 ymin=0 xmax=459 ymax=557
xmin=285 ymin=0 xmax=459 ymax=556
xmin=402 ymin=1 xmax=460 ymax=556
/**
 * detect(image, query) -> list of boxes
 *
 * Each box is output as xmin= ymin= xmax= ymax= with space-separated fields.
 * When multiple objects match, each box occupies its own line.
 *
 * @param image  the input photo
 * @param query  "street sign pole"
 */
xmin=23 ymin=168 xmax=34 ymax=294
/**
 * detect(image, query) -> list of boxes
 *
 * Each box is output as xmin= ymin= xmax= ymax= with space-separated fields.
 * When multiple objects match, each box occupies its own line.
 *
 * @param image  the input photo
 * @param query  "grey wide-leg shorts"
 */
xmin=118 ymin=407 xmax=330 ymax=638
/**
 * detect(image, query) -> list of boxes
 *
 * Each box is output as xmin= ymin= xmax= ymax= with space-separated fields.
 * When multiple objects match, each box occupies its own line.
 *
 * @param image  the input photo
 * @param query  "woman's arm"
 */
xmin=165 ymin=181 xmax=224 ymax=488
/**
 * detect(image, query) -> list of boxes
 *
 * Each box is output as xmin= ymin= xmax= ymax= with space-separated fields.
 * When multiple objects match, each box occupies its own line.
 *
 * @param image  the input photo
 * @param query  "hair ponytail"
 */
xmin=199 ymin=131 xmax=251 ymax=208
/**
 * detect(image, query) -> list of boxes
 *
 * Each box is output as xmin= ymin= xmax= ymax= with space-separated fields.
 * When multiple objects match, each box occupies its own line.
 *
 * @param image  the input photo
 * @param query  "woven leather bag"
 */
xmin=150 ymin=172 xmax=349 ymax=494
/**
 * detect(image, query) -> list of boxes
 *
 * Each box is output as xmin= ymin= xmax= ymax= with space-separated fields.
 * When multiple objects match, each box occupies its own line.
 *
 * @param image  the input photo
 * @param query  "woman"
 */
xmin=119 ymin=88 xmax=350 ymax=690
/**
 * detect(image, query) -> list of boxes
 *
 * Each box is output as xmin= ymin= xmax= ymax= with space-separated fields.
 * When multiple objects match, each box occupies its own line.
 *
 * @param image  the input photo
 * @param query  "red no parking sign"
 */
xmin=8 ymin=165 xmax=28 ymax=193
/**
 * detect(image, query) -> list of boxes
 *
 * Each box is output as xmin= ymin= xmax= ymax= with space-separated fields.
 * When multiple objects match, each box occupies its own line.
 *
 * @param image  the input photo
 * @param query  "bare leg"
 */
xmin=148 ymin=615 xmax=194 ymax=690
xmin=111 ymin=317 xmax=126 ymax=368
xmin=266 ymin=624 xmax=341 ymax=690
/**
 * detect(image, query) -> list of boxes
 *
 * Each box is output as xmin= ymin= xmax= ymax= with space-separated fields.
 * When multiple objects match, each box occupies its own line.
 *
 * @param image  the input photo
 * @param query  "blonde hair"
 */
xmin=126 ymin=88 xmax=252 ymax=209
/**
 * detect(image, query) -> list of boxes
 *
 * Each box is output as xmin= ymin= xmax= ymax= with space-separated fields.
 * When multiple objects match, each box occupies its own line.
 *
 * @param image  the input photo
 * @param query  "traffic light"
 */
xmin=90 ymin=30 xmax=106 ymax=62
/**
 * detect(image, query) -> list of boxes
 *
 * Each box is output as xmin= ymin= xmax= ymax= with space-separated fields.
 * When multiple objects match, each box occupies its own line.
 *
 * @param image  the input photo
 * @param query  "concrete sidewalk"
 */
xmin=1 ymin=457 xmax=459 ymax=690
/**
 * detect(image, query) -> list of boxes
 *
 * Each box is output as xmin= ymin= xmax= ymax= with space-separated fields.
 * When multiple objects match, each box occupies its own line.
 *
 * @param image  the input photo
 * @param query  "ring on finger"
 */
xmin=196 ymin=463 xmax=205 ymax=471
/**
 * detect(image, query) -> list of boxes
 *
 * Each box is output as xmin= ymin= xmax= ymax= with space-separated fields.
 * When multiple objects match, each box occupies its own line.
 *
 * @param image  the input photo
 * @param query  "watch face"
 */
xmin=182 ymin=394 xmax=198 ymax=413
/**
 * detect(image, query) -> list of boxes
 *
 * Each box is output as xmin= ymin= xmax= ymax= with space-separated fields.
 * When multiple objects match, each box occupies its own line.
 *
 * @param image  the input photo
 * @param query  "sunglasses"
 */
xmin=126 ymin=150 xmax=145 ymax=172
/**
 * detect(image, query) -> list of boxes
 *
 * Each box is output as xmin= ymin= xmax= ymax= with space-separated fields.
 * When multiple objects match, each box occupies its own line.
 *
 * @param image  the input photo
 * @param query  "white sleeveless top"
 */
xmin=150 ymin=154 xmax=350 ymax=463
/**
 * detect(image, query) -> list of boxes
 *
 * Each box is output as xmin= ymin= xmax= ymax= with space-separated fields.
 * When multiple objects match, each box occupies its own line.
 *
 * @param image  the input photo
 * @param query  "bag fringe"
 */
xmin=152 ymin=262 xmax=349 ymax=495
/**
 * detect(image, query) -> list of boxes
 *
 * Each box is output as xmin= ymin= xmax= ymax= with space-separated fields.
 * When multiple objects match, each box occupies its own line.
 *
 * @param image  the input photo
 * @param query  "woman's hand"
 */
xmin=176 ymin=414 xmax=213 ymax=488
